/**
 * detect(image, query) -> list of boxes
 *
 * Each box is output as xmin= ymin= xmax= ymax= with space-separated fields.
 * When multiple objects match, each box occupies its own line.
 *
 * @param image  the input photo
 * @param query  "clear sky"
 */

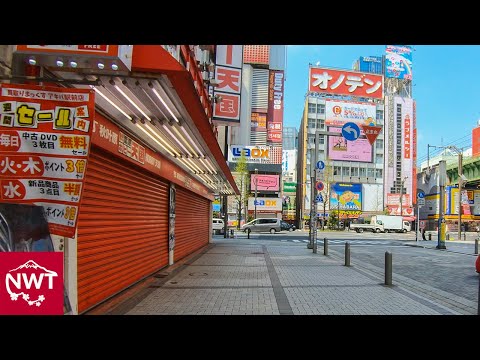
xmin=283 ymin=45 xmax=480 ymax=166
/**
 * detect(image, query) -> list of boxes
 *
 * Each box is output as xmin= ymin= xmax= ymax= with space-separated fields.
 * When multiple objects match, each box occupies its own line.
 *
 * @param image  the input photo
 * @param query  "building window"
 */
xmin=319 ymin=135 xmax=325 ymax=144
xmin=376 ymin=139 xmax=383 ymax=149
xmin=351 ymin=167 xmax=359 ymax=177
xmin=376 ymin=110 xmax=383 ymax=121
xmin=342 ymin=167 xmax=350 ymax=176
xmin=316 ymin=119 xmax=325 ymax=129
xmin=334 ymin=166 xmax=341 ymax=175
xmin=308 ymin=103 xmax=316 ymax=113
xmin=359 ymin=168 xmax=366 ymax=177
xmin=307 ymin=118 xmax=316 ymax=129
xmin=367 ymin=168 xmax=374 ymax=178
xmin=308 ymin=134 xmax=315 ymax=144
xmin=375 ymin=154 xmax=383 ymax=164
xmin=317 ymin=104 xmax=325 ymax=114
xmin=375 ymin=169 xmax=383 ymax=178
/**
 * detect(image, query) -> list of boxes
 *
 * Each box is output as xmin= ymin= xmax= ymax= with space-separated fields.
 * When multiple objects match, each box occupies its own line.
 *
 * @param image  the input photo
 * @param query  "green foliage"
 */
xmin=327 ymin=210 xmax=338 ymax=229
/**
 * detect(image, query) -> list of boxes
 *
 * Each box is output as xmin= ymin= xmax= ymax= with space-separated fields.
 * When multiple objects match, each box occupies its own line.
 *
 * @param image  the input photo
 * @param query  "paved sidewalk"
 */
xmin=97 ymin=238 xmax=469 ymax=315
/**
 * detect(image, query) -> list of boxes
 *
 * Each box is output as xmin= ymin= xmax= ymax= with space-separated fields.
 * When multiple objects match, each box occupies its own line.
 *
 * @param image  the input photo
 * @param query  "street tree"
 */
xmin=233 ymin=151 xmax=250 ymax=230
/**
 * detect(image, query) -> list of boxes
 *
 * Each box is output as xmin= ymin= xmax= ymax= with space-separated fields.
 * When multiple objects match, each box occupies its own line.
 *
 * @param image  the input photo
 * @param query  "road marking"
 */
xmin=292 ymin=240 xmax=300 ymax=243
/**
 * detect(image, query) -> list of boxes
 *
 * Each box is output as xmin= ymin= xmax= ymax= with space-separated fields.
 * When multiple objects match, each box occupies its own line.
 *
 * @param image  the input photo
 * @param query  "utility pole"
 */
xmin=308 ymin=132 xmax=319 ymax=249
xmin=437 ymin=160 xmax=447 ymax=249
xmin=399 ymin=176 xmax=408 ymax=217
xmin=254 ymin=168 xmax=258 ymax=219
xmin=458 ymin=149 xmax=463 ymax=241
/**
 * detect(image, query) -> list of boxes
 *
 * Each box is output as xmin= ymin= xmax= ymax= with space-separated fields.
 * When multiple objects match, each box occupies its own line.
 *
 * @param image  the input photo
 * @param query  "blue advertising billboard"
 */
xmin=358 ymin=56 xmax=383 ymax=75
xmin=330 ymin=183 xmax=362 ymax=211
xmin=385 ymin=45 xmax=412 ymax=80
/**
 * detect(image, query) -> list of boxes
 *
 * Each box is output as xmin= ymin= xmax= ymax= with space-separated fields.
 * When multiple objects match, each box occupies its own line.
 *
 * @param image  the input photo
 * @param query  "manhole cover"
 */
xmin=251 ymin=252 xmax=264 ymax=254
xmin=189 ymin=272 xmax=208 ymax=277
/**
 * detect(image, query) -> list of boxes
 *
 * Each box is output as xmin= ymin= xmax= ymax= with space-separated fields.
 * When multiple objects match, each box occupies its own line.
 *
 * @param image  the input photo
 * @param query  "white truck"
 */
xmin=349 ymin=215 xmax=411 ymax=233
xmin=372 ymin=215 xmax=411 ymax=233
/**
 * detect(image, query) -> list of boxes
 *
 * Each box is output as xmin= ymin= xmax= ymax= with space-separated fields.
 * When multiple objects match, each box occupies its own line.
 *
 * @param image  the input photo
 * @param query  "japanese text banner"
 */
xmin=309 ymin=67 xmax=383 ymax=99
xmin=0 ymin=83 xmax=95 ymax=238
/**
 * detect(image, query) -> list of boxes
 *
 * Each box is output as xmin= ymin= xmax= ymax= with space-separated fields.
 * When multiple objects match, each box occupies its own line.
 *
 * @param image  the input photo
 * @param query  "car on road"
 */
xmin=241 ymin=218 xmax=282 ymax=234
xmin=212 ymin=218 xmax=225 ymax=235
xmin=280 ymin=221 xmax=296 ymax=232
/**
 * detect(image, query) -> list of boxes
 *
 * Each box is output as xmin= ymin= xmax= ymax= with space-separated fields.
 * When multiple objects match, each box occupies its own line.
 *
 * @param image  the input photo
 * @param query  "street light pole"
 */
xmin=254 ymin=168 xmax=258 ymax=219
xmin=458 ymin=150 xmax=463 ymax=241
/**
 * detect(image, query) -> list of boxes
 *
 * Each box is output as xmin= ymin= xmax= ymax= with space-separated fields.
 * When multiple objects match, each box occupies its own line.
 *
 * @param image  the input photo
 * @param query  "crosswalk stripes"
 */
xmin=287 ymin=239 xmax=397 ymax=246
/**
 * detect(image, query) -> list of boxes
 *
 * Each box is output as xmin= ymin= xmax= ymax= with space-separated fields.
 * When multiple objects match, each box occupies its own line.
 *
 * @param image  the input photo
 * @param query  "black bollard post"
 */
xmin=475 ymin=239 xmax=478 ymax=255
xmin=323 ymin=237 xmax=328 ymax=256
xmin=385 ymin=251 xmax=392 ymax=285
xmin=345 ymin=242 xmax=350 ymax=267
xmin=428 ymin=233 xmax=432 ymax=241
xmin=247 ymin=230 xmax=250 ymax=239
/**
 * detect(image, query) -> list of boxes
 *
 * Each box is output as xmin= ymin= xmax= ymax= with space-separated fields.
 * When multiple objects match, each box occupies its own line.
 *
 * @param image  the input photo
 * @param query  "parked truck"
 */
xmin=349 ymin=215 xmax=411 ymax=233
xmin=372 ymin=215 xmax=411 ymax=233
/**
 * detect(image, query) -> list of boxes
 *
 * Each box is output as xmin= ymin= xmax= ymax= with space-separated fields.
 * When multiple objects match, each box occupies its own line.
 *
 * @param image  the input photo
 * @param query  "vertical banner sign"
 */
xmin=0 ymin=84 xmax=95 ymax=238
xmin=168 ymin=183 xmax=176 ymax=264
xmin=267 ymin=70 xmax=284 ymax=144
xmin=404 ymin=114 xmax=411 ymax=159
xmin=212 ymin=45 xmax=244 ymax=124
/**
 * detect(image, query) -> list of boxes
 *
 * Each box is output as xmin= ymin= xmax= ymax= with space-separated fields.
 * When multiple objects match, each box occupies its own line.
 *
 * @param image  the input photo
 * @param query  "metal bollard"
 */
xmin=475 ymin=239 xmax=478 ymax=255
xmin=428 ymin=233 xmax=432 ymax=241
xmin=446 ymin=233 xmax=450 ymax=241
xmin=345 ymin=242 xmax=350 ymax=267
xmin=323 ymin=237 xmax=328 ymax=256
xmin=385 ymin=251 xmax=392 ymax=286
xmin=464 ymin=232 xmax=467 ymax=241
xmin=247 ymin=230 xmax=250 ymax=239
xmin=313 ymin=240 xmax=317 ymax=254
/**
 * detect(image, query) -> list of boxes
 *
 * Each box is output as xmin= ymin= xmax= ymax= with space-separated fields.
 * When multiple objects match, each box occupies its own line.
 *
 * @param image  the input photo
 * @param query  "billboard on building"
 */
xmin=385 ymin=45 xmax=412 ymax=80
xmin=267 ymin=70 xmax=284 ymax=144
xmin=283 ymin=182 xmax=297 ymax=194
xmin=0 ymin=83 xmax=95 ymax=238
xmin=251 ymin=174 xmax=279 ymax=192
xmin=357 ymin=56 xmax=383 ymax=75
xmin=248 ymin=197 xmax=282 ymax=212
xmin=327 ymin=127 xmax=372 ymax=162
xmin=309 ymin=67 xmax=383 ymax=99
xmin=383 ymin=96 xmax=414 ymax=212
xmin=330 ymin=183 xmax=362 ymax=211
xmin=228 ymin=145 xmax=282 ymax=164
xmin=473 ymin=126 xmax=480 ymax=157
xmin=213 ymin=45 xmax=243 ymax=124
xmin=325 ymin=99 xmax=377 ymax=127
xmin=282 ymin=150 xmax=297 ymax=173
xmin=251 ymin=112 xmax=267 ymax=132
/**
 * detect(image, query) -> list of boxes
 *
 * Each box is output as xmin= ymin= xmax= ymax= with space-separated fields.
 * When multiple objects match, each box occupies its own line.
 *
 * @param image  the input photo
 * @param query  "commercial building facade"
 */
xmin=2 ymin=45 xmax=240 ymax=314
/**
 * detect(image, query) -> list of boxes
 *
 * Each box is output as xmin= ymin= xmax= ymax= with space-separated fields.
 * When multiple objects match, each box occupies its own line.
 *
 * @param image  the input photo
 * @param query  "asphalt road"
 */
xmin=214 ymin=230 xmax=480 ymax=308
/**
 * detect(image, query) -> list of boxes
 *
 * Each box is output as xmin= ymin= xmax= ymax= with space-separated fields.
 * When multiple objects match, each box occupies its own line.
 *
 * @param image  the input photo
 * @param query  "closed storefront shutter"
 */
xmin=175 ymin=187 xmax=210 ymax=261
xmin=77 ymin=146 xmax=169 ymax=313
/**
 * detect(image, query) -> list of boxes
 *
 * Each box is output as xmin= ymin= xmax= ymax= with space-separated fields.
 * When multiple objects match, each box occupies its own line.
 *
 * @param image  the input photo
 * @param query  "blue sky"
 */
xmin=284 ymin=45 xmax=480 ymax=165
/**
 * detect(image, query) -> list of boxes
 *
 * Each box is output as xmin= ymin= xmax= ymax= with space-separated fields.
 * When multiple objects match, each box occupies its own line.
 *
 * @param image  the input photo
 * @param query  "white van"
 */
xmin=212 ymin=218 xmax=225 ymax=235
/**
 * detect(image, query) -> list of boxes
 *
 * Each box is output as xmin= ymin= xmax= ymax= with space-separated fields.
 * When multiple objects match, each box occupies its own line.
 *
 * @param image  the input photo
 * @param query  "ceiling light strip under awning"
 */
xmin=135 ymin=123 xmax=175 ymax=157
xmin=180 ymin=125 xmax=204 ymax=156
xmin=143 ymin=123 xmax=180 ymax=157
xmin=172 ymin=125 xmax=198 ymax=157
xmin=161 ymin=123 xmax=192 ymax=156
xmin=94 ymin=87 xmax=132 ymax=121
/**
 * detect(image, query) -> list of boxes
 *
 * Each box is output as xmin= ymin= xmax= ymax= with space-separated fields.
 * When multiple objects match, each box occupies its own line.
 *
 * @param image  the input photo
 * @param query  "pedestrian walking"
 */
xmin=421 ymin=227 xmax=426 ymax=240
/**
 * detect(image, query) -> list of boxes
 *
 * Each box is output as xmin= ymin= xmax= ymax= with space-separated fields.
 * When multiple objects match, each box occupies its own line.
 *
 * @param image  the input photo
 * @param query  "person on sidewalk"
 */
xmin=421 ymin=227 xmax=426 ymax=240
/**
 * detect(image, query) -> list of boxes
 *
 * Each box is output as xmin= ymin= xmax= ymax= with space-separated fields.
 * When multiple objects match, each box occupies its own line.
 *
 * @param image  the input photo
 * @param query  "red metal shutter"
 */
xmin=77 ymin=146 xmax=169 ymax=313
xmin=175 ymin=187 xmax=210 ymax=261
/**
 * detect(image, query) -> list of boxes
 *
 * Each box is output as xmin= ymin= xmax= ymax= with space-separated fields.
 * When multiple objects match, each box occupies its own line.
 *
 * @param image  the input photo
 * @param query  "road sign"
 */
xmin=342 ymin=122 xmax=360 ymax=141
xmin=417 ymin=191 xmax=425 ymax=199
xmin=316 ymin=160 xmax=325 ymax=170
xmin=361 ymin=125 xmax=382 ymax=145
xmin=418 ymin=198 xmax=425 ymax=206
xmin=315 ymin=194 xmax=323 ymax=203
xmin=315 ymin=181 xmax=324 ymax=191
xmin=419 ymin=220 xmax=426 ymax=229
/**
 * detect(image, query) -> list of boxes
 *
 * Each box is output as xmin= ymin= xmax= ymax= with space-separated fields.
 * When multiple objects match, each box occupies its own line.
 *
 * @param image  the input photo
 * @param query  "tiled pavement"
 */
xmin=108 ymin=239 xmax=474 ymax=315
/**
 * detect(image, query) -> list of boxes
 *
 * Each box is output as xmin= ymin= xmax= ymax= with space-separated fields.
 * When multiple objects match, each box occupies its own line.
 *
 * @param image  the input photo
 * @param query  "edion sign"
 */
xmin=309 ymin=67 xmax=383 ymax=99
